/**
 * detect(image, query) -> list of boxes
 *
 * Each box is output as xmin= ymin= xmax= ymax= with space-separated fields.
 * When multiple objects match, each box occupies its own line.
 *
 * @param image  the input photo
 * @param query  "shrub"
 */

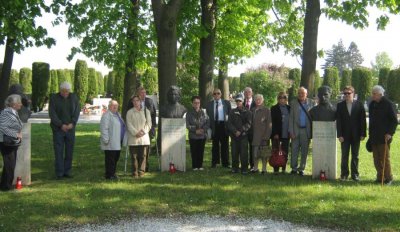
xmin=312 ymin=70 xmax=322 ymax=97
xmin=87 ymin=68 xmax=98 ymax=103
xmin=340 ymin=69 xmax=352 ymax=90
xmin=112 ymin=70 xmax=124 ymax=106
xmin=96 ymin=71 xmax=104 ymax=96
xmin=106 ymin=71 xmax=114 ymax=95
xmin=49 ymin=70 xmax=59 ymax=94
xmin=9 ymin=69 xmax=19 ymax=87
xmin=31 ymin=62 xmax=50 ymax=112
xmin=353 ymin=67 xmax=373 ymax=103
xmin=322 ymin=67 xmax=340 ymax=99
xmin=386 ymin=68 xmax=400 ymax=104
xmin=288 ymin=68 xmax=301 ymax=102
xmin=74 ymin=60 xmax=89 ymax=106
xmin=141 ymin=67 xmax=158 ymax=95
xmin=378 ymin=67 xmax=390 ymax=90
xmin=19 ymin=68 xmax=32 ymax=94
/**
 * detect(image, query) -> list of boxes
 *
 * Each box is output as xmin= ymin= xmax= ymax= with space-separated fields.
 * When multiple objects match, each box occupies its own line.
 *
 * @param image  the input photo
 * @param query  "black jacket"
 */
xmin=368 ymin=96 xmax=398 ymax=144
xmin=226 ymin=107 xmax=252 ymax=139
xmin=271 ymin=103 xmax=290 ymax=138
xmin=49 ymin=93 xmax=80 ymax=130
xmin=336 ymin=100 xmax=366 ymax=140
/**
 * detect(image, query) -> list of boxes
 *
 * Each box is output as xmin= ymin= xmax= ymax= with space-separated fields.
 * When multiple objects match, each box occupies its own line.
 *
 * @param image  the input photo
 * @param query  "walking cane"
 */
xmin=381 ymin=137 xmax=388 ymax=187
xmin=124 ymin=146 xmax=129 ymax=174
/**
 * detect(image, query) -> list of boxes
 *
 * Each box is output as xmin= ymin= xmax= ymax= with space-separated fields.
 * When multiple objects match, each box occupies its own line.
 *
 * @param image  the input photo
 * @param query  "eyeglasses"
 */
xmin=343 ymin=92 xmax=352 ymax=95
xmin=278 ymin=96 xmax=287 ymax=99
xmin=213 ymin=92 xmax=221 ymax=95
xmin=235 ymin=100 xmax=242 ymax=102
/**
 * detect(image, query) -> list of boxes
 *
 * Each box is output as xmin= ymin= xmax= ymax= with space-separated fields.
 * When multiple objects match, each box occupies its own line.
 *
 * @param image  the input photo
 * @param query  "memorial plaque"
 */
xmin=161 ymin=118 xmax=186 ymax=172
xmin=312 ymin=121 xmax=337 ymax=180
xmin=13 ymin=122 xmax=31 ymax=185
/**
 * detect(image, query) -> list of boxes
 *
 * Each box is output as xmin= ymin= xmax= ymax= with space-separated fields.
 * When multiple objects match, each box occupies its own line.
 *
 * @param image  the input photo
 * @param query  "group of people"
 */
xmin=0 ymin=81 xmax=397 ymax=191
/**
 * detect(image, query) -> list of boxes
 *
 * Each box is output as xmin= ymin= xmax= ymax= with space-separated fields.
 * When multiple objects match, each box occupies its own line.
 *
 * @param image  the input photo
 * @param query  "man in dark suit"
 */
xmin=243 ymin=87 xmax=257 ymax=171
xmin=336 ymin=86 xmax=366 ymax=181
xmin=206 ymin=88 xmax=231 ymax=168
xmin=137 ymin=87 xmax=157 ymax=171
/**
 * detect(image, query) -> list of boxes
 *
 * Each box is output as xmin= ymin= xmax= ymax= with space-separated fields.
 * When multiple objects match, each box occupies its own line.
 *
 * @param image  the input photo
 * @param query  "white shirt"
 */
xmin=215 ymin=99 xmax=224 ymax=121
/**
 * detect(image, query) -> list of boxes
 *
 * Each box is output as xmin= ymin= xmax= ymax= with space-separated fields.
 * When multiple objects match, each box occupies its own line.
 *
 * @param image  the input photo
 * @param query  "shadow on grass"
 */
xmin=1 ymin=124 xmax=399 ymax=231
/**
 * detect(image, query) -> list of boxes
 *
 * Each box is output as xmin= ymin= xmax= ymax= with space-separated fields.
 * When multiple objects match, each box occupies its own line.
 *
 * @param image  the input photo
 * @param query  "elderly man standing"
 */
xmin=336 ymin=86 xmax=366 ymax=181
xmin=49 ymin=82 xmax=80 ymax=179
xmin=206 ymin=88 xmax=231 ymax=168
xmin=369 ymin=85 xmax=398 ymax=185
xmin=289 ymin=87 xmax=313 ymax=176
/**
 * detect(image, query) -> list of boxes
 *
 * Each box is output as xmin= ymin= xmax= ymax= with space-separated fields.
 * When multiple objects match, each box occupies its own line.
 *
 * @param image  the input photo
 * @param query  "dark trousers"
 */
xmin=0 ymin=143 xmax=18 ymax=191
xmin=248 ymin=134 xmax=254 ymax=169
xmin=104 ymin=150 xmax=121 ymax=178
xmin=340 ymin=139 xmax=360 ymax=178
xmin=372 ymin=144 xmax=393 ymax=182
xmin=130 ymin=145 xmax=148 ymax=177
xmin=212 ymin=122 xmax=229 ymax=167
xmin=52 ymin=128 xmax=75 ymax=177
xmin=231 ymin=136 xmax=248 ymax=172
xmin=189 ymin=139 xmax=206 ymax=169
xmin=273 ymin=138 xmax=289 ymax=172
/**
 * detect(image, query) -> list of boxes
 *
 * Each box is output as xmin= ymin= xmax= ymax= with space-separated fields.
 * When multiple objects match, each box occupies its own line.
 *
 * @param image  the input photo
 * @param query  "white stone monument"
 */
xmin=161 ymin=118 xmax=186 ymax=172
xmin=312 ymin=121 xmax=337 ymax=180
xmin=13 ymin=122 xmax=31 ymax=185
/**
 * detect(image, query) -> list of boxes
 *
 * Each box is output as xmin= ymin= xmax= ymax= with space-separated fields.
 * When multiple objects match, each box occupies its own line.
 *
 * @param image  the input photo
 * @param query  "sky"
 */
xmin=1 ymin=8 xmax=400 ymax=77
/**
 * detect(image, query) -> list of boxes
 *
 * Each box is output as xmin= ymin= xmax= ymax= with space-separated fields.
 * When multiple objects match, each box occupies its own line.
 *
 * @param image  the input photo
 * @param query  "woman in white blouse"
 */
xmin=126 ymin=95 xmax=152 ymax=178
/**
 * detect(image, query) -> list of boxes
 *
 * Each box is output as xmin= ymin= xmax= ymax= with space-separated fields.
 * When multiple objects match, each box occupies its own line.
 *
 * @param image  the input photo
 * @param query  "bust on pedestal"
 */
xmin=310 ymin=86 xmax=337 ymax=180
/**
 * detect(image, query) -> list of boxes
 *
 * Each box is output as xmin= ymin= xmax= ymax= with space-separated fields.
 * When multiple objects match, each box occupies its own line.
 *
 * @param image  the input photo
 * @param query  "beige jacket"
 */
xmin=252 ymin=106 xmax=272 ymax=146
xmin=126 ymin=107 xmax=152 ymax=146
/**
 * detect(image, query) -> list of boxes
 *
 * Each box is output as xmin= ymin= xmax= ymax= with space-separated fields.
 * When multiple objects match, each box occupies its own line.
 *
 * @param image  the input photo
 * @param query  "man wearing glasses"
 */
xmin=206 ymin=88 xmax=231 ymax=168
xmin=336 ymin=86 xmax=367 ymax=181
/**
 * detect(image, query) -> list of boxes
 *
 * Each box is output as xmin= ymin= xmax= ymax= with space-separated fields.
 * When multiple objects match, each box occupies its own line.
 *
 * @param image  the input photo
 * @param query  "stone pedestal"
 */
xmin=312 ymin=121 xmax=337 ymax=180
xmin=161 ymin=118 xmax=186 ymax=172
xmin=13 ymin=123 xmax=31 ymax=185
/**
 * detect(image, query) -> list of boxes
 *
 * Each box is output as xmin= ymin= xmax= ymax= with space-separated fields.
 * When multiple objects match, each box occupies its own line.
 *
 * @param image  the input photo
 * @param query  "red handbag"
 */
xmin=268 ymin=140 xmax=287 ymax=167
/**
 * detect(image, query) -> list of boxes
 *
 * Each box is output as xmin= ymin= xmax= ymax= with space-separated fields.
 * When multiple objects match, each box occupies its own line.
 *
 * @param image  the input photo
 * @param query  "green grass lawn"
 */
xmin=1 ymin=124 xmax=399 ymax=231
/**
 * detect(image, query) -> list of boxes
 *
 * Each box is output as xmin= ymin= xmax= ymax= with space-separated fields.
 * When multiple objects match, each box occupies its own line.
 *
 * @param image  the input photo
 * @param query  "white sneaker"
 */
xmin=199 ymin=167 xmax=204 ymax=171
xmin=193 ymin=168 xmax=199 ymax=171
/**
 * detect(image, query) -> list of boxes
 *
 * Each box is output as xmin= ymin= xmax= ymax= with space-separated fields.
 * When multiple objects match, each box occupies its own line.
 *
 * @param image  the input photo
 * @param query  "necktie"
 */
xmin=215 ymin=100 xmax=219 ymax=121
xmin=246 ymin=100 xmax=250 ymax=109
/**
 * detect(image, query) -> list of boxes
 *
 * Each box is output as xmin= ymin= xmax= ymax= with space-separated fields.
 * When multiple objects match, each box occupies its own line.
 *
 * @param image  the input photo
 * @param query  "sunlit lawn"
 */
xmin=0 ymin=124 xmax=399 ymax=231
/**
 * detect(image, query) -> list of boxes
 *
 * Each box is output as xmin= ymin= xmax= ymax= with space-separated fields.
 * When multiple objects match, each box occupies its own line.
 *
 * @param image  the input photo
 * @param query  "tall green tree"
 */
xmin=288 ymin=68 xmax=301 ymax=102
xmin=74 ymin=60 xmax=89 ymax=107
xmin=113 ymin=70 xmax=124 ymax=107
xmin=352 ymin=67 xmax=373 ymax=104
xmin=19 ymin=67 xmax=32 ymax=94
xmin=347 ymin=41 xmax=364 ymax=69
xmin=96 ymin=71 xmax=104 ymax=96
xmin=65 ymin=0 xmax=153 ymax=117
xmin=371 ymin=52 xmax=393 ymax=78
xmin=31 ymin=62 xmax=50 ymax=112
xmin=386 ymin=69 xmax=400 ymax=103
xmin=49 ymin=70 xmax=59 ymax=94
xmin=141 ymin=67 xmax=158 ymax=95
xmin=0 ymin=0 xmax=60 ymax=110
xmin=322 ymin=40 xmax=348 ymax=74
xmin=300 ymin=0 xmax=399 ymax=92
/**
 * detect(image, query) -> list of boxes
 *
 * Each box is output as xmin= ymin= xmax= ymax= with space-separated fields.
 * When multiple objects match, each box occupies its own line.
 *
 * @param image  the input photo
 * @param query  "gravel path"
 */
xmin=54 ymin=215 xmax=338 ymax=232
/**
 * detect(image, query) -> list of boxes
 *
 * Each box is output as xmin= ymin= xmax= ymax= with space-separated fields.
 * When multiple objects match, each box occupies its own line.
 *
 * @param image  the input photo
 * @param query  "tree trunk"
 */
xmin=300 ymin=0 xmax=320 ymax=95
xmin=151 ymin=0 xmax=183 ymax=106
xmin=218 ymin=57 xmax=229 ymax=100
xmin=122 ymin=0 xmax=140 ymax=119
xmin=0 ymin=37 xmax=15 ymax=111
xmin=199 ymin=0 xmax=216 ymax=107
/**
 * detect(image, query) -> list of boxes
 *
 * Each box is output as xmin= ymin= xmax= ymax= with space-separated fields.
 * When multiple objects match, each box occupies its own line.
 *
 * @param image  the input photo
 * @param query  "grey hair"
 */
xmin=298 ymin=86 xmax=308 ymax=94
xmin=5 ymin=94 xmax=22 ymax=107
xmin=244 ymin=87 xmax=253 ymax=92
xmin=254 ymin=94 xmax=264 ymax=101
xmin=108 ymin=100 xmax=119 ymax=108
xmin=60 ymin=82 xmax=71 ymax=91
xmin=372 ymin=85 xmax=385 ymax=96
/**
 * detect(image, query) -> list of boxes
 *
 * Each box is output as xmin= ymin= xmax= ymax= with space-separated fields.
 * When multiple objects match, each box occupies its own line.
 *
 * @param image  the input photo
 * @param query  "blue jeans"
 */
xmin=52 ymin=128 xmax=75 ymax=177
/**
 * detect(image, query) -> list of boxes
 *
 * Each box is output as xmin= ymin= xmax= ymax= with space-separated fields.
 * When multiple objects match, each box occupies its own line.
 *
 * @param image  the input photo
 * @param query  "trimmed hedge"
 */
xmin=9 ymin=69 xmax=19 ymax=87
xmin=19 ymin=68 xmax=32 ymax=94
xmin=288 ymin=68 xmax=301 ymax=102
xmin=87 ymin=68 xmax=98 ymax=103
xmin=352 ymin=67 xmax=373 ymax=103
xmin=387 ymin=68 xmax=400 ymax=103
xmin=112 ymin=70 xmax=124 ymax=106
xmin=96 ymin=71 xmax=104 ymax=96
xmin=378 ymin=67 xmax=390 ymax=90
xmin=31 ymin=62 xmax=50 ymax=112
xmin=49 ymin=70 xmax=59 ymax=94
xmin=340 ymin=69 xmax=352 ymax=90
xmin=322 ymin=67 xmax=340 ymax=99
xmin=312 ymin=70 xmax=322 ymax=97
xmin=106 ymin=71 xmax=114 ymax=95
xmin=74 ymin=60 xmax=89 ymax=106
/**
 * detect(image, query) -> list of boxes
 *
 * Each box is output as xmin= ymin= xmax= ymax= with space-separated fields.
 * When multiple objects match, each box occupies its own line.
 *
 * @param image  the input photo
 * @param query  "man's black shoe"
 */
xmin=63 ymin=174 xmax=73 ymax=178
xmin=290 ymin=170 xmax=297 ymax=175
xmin=351 ymin=176 xmax=360 ymax=182
xmin=298 ymin=171 xmax=304 ymax=176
